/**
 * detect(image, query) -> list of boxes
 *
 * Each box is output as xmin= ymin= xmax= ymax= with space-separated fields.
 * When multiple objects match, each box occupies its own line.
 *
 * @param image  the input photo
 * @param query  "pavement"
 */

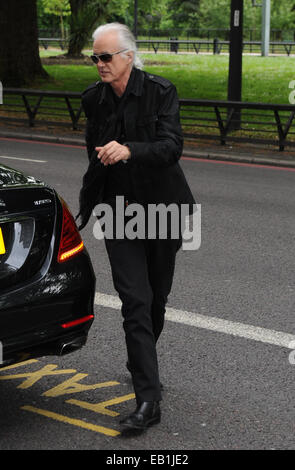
xmin=0 ymin=121 xmax=295 ymax=168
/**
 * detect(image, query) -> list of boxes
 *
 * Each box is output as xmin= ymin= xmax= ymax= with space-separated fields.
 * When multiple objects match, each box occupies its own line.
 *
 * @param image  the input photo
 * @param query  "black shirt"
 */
xmin=103 ymin=75 xmax=135 ymax=203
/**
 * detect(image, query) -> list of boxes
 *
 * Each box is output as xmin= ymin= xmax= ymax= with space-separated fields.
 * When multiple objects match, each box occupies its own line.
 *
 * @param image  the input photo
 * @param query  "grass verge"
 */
xmin=32 ymin=52 xmax=295 ymax=104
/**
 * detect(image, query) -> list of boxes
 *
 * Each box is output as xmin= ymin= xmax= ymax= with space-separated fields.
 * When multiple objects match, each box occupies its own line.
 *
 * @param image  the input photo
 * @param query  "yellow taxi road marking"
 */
xmin=67 ymin=393 xmax=136 ymax=417
xmin=43 ymin=373 xmax=120 ymax=397
xmin=21 ymin=405 xmax=120 ymax=437
xmin=95 ymin=291 xmax=295 ymax=349
xmin=0 ymin=361 xmax=133 ymax=438
xmin=0 ymin=364 xmax=76 ymax=389
xmin=0 ymin=360 xmax=39 ymax=372
xmin=0 ymin=155 xmax=47 ymax=163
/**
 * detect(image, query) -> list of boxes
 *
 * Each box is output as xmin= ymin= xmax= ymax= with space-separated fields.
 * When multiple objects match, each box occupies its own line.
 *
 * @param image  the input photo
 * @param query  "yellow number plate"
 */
xmin=0 ymin=227 xmax=6 ymax=254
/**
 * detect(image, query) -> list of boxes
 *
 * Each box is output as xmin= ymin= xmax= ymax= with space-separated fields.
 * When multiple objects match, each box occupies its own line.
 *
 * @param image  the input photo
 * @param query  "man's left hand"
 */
xmin=96 ymin=141 xmax=131 ymax=166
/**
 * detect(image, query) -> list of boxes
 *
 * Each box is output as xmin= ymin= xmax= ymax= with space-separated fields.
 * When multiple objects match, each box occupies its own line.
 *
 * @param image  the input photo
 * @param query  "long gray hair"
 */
xmin=92 ymin=22 xmax=143 ymax=69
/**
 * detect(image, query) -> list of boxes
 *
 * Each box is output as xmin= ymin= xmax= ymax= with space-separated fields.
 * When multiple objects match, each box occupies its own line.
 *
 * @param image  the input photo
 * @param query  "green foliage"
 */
xmin=166 ymin=0 xmax=200 ymax=31
xmin=108 ymin=0 xmax=130 ymax=19
xmin=121 ymin=0 xmax=169 ymax=31
xmin=67 ymin=0 xmax=106 ymax=53
xmin=67 ymin=0 xmax=133 ymax=55
xmin=40 ymin=0 xmax=71 ymax=38
xmin=271 ymin=1 xmax=295 ymax=38
xmin=37 ymin=0 xmax=71 ymax=36
xmin=37 ymin=0 xmax=295 ymax=38
xmin=198 ymin=0 xmax=230 ymax=31
xmin=41 ymin=0 xmax=71 ymax=16
xmin=163 ymin=0 xmax=295 ymax=37
xmin=198 ymin=0 xmax=262 ymax=33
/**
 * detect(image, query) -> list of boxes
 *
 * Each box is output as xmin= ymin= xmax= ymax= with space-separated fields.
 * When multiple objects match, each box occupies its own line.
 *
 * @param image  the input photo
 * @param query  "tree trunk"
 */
xmin=0 ymin=0 xmax=48 ymax=87
xmin=60 ymin=14 xmax=65 ymax=40
xmin=67 ymin=0 xmax=94 ymax=57
xmin=67 ymin=0 xmax=107 ymax=58
xmin=67 ymin=41 xmax=85 ymax=58
xmin=67 ymin=29 xmax=88 ymax=58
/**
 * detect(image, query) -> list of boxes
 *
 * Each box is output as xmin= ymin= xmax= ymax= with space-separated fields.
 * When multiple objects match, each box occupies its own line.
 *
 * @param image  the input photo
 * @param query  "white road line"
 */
xmin=0 ymin=155 xmax=47 ymax=163
xmin=94 ymin=292 xmax=295 ymax=350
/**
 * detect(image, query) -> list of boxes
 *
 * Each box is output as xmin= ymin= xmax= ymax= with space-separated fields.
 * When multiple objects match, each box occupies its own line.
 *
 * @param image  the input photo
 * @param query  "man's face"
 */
xmin=93 ymin=31 xmax=133 ymax=87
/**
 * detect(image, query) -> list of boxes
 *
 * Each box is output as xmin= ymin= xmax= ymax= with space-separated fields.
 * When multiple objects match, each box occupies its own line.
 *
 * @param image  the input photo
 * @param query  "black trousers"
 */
xmin=104 ymin=235 xmax=182 ymax=404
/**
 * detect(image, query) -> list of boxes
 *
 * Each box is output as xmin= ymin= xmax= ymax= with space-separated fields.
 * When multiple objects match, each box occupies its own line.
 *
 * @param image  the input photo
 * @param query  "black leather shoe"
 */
xmin=120 ymin=401 xmax=161 ymax=433
xmin=126 ymin=361 xmax=164 ymax=390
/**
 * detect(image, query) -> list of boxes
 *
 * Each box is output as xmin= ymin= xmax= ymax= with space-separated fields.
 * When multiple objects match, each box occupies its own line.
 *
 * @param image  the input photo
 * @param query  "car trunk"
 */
xmin=0 ymin=186 xmax=56 ymax=290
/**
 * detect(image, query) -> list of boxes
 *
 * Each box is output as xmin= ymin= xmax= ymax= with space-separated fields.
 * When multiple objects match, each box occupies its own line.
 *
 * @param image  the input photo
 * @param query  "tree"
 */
xmin=125 ymin=0 xmax=169 ymax=32
xmin=0 ymin=0 xmax=48 ymax=87
xmin=166 ymin=0 xmax=201 ymax=32
xmin=37 ymin=0 xmax=63 ymax=36
xmin=67 ymin=0 xmax=106 ymax=57
xmin=66 ymin=0 xmax=130 ymax=57
xmin=271 ymin=1 xmax=295 ymax=39
xmin=41 ymin=0 xmax=71 ymax=39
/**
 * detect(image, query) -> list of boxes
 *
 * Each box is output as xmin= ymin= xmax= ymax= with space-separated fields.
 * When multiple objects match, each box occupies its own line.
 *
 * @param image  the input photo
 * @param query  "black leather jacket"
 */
xmin=77 ymin=67 xmax=196 ymax=229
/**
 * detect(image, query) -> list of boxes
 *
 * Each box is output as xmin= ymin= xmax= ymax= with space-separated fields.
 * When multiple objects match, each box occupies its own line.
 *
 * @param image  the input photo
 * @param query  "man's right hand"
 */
xmin=96 ymin=141 xmax=131 ymax=166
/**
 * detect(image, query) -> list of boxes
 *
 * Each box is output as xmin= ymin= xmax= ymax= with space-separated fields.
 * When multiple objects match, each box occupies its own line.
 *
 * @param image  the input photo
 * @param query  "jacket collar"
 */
xmin=129 ymin=67 xmax=144 ymax=96
xmin=98 ymin=67 xmax=144 ymax=104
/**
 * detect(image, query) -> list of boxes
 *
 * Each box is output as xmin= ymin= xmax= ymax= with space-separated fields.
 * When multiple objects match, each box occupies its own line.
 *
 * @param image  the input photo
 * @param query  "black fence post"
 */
xmin=170 ymin=37 xmax=178 ymax=53
xmin=213 ymin=38 xmax=220 ymax=54
xmin=227 ymin=0 xmax=244 ymax=130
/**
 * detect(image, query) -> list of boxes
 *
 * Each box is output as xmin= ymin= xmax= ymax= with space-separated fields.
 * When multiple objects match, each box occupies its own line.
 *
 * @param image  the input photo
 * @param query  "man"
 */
xmin=79 ymin=22 xmax=196 ymax=434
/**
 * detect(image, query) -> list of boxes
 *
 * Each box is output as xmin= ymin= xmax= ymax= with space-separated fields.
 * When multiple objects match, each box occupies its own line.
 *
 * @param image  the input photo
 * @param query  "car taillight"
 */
xmin=61 ymin=314 xmax=94 ymax=329
xmin=58 ymin=199 xmax=84 ymax=263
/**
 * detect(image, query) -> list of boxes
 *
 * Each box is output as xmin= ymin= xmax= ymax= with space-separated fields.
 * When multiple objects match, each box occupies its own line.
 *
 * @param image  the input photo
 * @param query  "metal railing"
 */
xmin=0 ymin=88 xmax=83 ymax=130
xmin=38 ymin=28 xmax=295 ymax=42
xmin=180 ymin=99 xmax=295 ymax=151
xmin=136 ymin=39 xmax=295 ymax=55
xmin=39 ymin=37 xmax=68 ymax=50
xmin=38 ymin=38 xmax=295 ymax=56
xmin=1 ymin=88 xmax=295 ymax=151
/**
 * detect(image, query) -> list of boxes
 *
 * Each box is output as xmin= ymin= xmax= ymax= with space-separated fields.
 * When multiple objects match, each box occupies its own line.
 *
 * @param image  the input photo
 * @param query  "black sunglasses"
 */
xmin=90 ymin=49 xmax=128 ymax=64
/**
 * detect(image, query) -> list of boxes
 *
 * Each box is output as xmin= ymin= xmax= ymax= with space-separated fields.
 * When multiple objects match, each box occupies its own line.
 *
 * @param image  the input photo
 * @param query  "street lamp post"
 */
xmin=261 ymin=0 xmax=271 ymax=56
xmin=252 ymin=0 xmax=271 ymax=56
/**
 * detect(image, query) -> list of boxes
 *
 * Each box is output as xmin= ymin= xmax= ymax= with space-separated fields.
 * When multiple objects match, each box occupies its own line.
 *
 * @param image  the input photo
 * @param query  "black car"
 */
xmin=0 ymin=164 xmax=96 ymax=368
